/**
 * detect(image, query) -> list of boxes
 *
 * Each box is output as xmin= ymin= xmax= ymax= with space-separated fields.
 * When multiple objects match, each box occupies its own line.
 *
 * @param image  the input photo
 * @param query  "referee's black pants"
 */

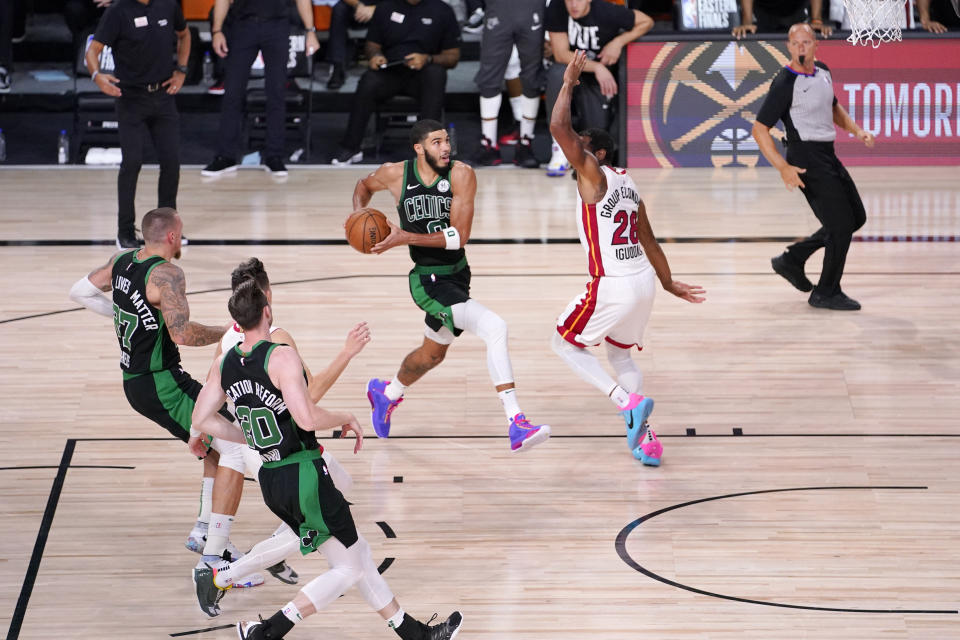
xmin=116 ymin=87 xmax=180 ymax=236
xmin=216 ymin=16 xmax=289 ymax=160
xmin=783 ymin=141 xmax=866 ymax=297
xmin=340 ymin=64 xmax=447 ymax=152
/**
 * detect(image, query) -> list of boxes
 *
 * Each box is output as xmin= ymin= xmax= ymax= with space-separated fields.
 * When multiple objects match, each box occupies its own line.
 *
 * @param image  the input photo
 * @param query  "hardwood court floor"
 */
xmin=0 ymin=165 xmax=958 ymax=639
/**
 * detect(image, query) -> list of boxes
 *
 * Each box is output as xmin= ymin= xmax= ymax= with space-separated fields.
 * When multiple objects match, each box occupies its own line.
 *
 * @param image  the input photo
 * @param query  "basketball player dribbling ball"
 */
xmin=191 ymin=281 xmax=464 ymax=640
xmin=548 ymin=52 xmax=706 ymax=465
xmin=349 ymin=119 xmax=550 ymax=453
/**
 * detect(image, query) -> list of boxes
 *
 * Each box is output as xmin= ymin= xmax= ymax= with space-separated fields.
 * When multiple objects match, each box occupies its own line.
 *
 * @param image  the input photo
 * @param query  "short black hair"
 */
xmin=228 ymin=279 xmax=269 ymax=331
xmin=581 ymin=128 xmax=616 ymax=165
xmin=410 ymin=119 xmax=446 ymax=148
xmin=142 ymin=207 xmax=179 ymax=244
xmin=231 ymin=257 xmax=270 ymax=293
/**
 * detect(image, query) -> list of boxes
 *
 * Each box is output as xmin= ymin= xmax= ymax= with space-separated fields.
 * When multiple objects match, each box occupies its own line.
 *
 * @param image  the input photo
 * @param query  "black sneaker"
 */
xmin=473 ymin=137 xmax=502 ymax=166
xmin=463 ymin=8 xmax=484 ymax=33
xmin=201 ymin=155 xmax=238 ymax=177
xmin=192 ymin=562 xmax=230 ymax=617
xmin=116 ymin=230 xmax=140 ymax=249
xmin=808 ymin=291 xmax=861 ymax=311
xmin=425 ymin=611 xmax=463 ymax=640
xmin=327 ymin=64 xmax=345 ymax=90
xmin=513 ymin=136 xmax=539 ymax=169
xmin=771 ymin=253 xmax=813 ymax=292
xmin=236 ymin=619 xmax=265 ymax=640
xmin=263 ymin=156 xmax=288 ymax=176
xmin=331 ymin=148 xmax=363 ymax=165
xmin=266 ymin=560 xmax=298 ymax=584
xmin=0 ymin=66 xmax=10 ymax=93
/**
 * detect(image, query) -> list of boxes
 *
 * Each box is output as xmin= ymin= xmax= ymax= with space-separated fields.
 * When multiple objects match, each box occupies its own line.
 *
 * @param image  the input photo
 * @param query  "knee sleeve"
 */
xmin=551 ymin=332 xmax=618 ymax=395
xmin=424 ymin=323 xmax=455 ymax=346
xmin=352 ymin=535 xmax=395 ymax=611
xmin=306 ymin=536 xmax=367 ymax=611
xmin=210 ymin=438 xmax=247 ymax=474
xmin=605 ymin=341 xmax=643 ymax=395
xmin=453 ymin=300 xmax=514 ymax=385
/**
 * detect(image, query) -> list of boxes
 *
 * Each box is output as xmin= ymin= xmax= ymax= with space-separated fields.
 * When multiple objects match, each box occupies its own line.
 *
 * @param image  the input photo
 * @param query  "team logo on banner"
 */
xmin=635 ymin=41 xmax=789 ymax=167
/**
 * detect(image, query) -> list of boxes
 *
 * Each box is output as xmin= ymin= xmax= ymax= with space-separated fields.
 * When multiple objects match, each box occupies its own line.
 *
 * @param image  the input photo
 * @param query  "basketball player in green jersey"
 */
xmin=351 ymin=119 xmax=549 ymax=452
xmin=191 ymin=280 xmax=464 ymax=640
xmin=69 ymin=207 xmax=253 ymax=559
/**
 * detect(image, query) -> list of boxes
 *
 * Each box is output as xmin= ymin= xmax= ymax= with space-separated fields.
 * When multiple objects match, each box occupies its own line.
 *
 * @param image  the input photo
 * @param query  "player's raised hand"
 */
xmin=665 ymin=280 xmax=706 ymax=303
xmin=343 ymin=321 xmax=371 ymax=357
xmin=563 ymin=49 xmax=588 ymax=87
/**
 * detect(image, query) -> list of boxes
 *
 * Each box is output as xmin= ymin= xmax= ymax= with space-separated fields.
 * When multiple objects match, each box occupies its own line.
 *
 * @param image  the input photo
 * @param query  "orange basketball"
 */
xmin=345 ymin=208 xmax=390 ymax=254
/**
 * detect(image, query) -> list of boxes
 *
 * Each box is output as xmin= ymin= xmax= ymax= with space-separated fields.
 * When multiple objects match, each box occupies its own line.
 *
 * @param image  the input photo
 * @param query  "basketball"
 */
xmin=345 ymin=208 xmax=391 ymax=254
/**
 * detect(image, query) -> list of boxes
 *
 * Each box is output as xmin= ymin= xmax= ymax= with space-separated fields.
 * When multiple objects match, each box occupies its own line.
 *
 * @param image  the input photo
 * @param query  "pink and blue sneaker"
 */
xmin=632 ymin=428 xmax=663 ymax=466
xmin=366 ymin=378 xmax=402 ymax=438
xmin=620 ymin=393 xmax=655 ymax=451
xmin=509 ymin=413 xmax=551 ymax=452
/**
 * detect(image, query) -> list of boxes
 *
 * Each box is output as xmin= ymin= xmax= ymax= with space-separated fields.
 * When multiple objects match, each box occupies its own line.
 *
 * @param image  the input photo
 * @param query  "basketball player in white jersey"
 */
xmin=548 ymin=51 xmax=706 ymax=465
xmin=188 ymin=257 xmax=371 ymax=616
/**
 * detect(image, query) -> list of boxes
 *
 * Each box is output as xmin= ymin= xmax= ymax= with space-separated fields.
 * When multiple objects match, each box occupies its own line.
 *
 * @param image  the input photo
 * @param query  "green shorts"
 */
xmin=123 ymin=366 xmax=232 ymax=442
xmin=259 ymin=449 xmax=358 ymax=554
xmin=408 ymin=258 xmax=471 ymax=337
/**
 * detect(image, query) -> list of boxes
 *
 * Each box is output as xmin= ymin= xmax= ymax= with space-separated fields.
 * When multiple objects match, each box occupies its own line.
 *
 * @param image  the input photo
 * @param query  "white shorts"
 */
xmin=556 ymin=271 xmax=656 ymax=349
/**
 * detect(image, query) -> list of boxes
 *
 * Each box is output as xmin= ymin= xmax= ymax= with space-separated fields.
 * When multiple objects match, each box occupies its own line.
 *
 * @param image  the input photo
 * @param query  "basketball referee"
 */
xmin=752 ymin=23 xmax=875 ymax=311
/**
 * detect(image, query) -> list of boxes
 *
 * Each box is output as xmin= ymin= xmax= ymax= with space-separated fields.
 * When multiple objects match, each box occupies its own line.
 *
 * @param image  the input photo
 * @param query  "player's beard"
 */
xmin=174 ymin=249 xmax=182 ymax=259
xmin=424 ymin=148 xmax=449 ymax=175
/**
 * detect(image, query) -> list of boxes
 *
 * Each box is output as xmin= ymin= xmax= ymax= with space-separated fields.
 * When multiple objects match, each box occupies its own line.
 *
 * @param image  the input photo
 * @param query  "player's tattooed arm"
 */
xmin=152 ymin=263 xmax=226 ymax=346
xmin=87 ymin=251 xmax=124 ymax=291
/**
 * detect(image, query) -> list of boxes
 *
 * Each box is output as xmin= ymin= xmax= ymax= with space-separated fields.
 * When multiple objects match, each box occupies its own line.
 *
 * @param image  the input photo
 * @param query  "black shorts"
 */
xmin=408 ymin=263 xmax=472 ymax=337
xmin=122 ymin=366 xmax=233 ymax=442
xmin=258 ymin=450 xmax=358 ymax=554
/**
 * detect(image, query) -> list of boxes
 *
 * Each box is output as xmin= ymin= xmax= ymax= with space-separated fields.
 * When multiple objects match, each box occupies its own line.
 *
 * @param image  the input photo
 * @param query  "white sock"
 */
xmin=281 ymin=601 xmax=304 ymax=625
xmin=384 ymin=377 xmax=406 ymax=402
xmin=480 ymin=95 xmax=501 ymax=144
xmin=610 ymin=385 xmax=632 ymax=408
xmin=198 ymin=477 xmax=214 ymax=523
xmin=498 ymin=388 xmax=522 ymax=420
xmin=203 ymin=512 xmax=234 ymax=558
xmin=387 ymin=608 xmax=406 ymax=629
xmin=520 ymin=95 xmax=539 ymax=139
xmin=509 ymin=95 xmax=524 ymax=123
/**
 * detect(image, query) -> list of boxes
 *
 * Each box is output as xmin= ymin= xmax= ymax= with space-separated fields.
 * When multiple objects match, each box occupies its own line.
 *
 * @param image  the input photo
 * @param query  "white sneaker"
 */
xmin=546 ymin=143 xmax=570 ymax=177
xmin=185 ymin=525 xmax=208 ymax=553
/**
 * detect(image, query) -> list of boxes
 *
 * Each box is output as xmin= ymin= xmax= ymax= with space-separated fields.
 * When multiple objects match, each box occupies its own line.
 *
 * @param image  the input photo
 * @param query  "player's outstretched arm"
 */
xmin=151 ymin=263 xmax=228 ymax=346
xmin=549 ymin=50 xmax=607 ymax=203
xmin=636 ymin=200 xmax=706 ymax=304
xmin=70 ymin=251 xmax=122 ymax=317
xmin=190 ymin=357 xmax=246 ymax=452
xmin=271 ymin=346 xmax=364 ymax=453
xmin=274 ymin=322 xmax=371 ymax=404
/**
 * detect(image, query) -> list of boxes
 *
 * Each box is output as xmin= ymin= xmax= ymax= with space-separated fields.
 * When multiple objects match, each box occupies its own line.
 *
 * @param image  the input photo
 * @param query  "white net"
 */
xmin=842 ymin=0 xmax=905 ymax=47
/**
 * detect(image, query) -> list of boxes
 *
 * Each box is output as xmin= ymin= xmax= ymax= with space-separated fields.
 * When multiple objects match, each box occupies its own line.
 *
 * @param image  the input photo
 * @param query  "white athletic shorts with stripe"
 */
xmin=556 ymin=270 xmax=656 ymax=349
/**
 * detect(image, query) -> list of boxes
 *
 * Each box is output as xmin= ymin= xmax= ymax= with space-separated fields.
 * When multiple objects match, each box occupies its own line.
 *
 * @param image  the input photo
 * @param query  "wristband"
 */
xmin=306 ymin=27 xmax=316 ymax=33
xmin=175 ymin=64 xmax=189 ymax=74
xmin=443 ymin=227 xmax=461 ymax=250
xmin=810 ymin=19 xmax=823 ymax=24
xmin=212 ymin=30 xmax=222 ymax=34
xmin=190 ymin=427 xmax=201 ymax=438
xmin=91 ymin=70 xmax=99 ymax=81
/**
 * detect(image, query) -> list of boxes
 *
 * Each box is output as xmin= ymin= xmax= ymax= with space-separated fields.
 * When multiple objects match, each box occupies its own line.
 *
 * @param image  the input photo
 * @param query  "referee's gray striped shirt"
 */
xmin=756 ymin=61 xmax=838 ymax=143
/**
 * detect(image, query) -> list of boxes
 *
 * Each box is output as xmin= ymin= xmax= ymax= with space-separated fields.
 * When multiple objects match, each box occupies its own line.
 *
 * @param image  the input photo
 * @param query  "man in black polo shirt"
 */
xmin=87 ymin=0 xmax=190 ymax=249
xmin=752 ymin=23 xmax=875 ymax=311
xmin=330 ymin=0 xmax=460 ymax=165
xmin=201 ymin=0 xmax=320 ymax=177
xmin=543 ymin=0 xmax=652 ymax=175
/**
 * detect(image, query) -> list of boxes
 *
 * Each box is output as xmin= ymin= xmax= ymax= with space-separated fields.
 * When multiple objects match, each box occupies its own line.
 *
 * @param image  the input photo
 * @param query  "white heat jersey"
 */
xmin=576 ymin=166 xmax=652 ymax=278
xmin=220 ymin=323 xmax=279 ymax=353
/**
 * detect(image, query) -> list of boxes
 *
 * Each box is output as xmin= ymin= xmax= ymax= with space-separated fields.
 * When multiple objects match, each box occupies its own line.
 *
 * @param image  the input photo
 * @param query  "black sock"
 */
xmin=262 ymin=611 xmax=296 ymax=640
xmin=392 ymin=613 xmax=426 ymax=640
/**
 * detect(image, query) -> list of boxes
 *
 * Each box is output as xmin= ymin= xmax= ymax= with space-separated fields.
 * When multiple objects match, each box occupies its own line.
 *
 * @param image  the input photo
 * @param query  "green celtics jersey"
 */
xmin=220 ymin=340 xmax=320 ymax=464
xmin=111 ymin=249 xmax=181 ymax=375
xmin=397 ymin=159 xmax=465 ymax=267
